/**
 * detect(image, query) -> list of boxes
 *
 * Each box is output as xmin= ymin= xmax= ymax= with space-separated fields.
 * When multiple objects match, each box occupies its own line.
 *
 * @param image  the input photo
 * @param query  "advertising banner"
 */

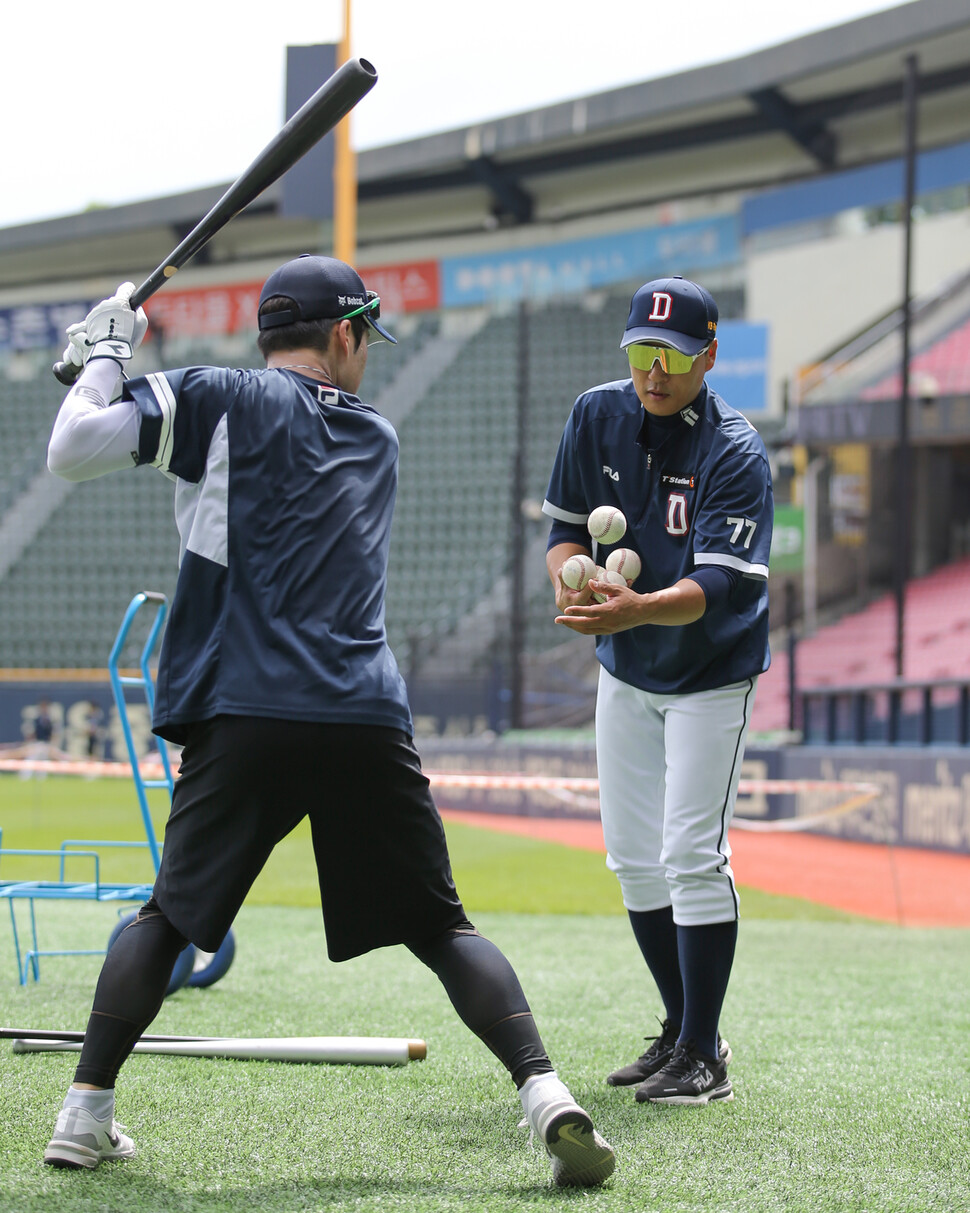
xmin=441 ymin=215 xmax=740 ymax=307
xmin=706 ymin=320 xmax=769 ymax=415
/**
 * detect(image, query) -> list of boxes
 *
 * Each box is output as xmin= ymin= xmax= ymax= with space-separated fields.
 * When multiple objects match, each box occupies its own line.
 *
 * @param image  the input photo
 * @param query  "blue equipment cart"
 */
xmin=0 ymin=592 xmax=233 ymax=991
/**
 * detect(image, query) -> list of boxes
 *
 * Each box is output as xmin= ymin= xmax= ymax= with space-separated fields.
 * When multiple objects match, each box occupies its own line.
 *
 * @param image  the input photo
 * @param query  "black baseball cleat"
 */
xmin=606 ymin=1018 xmax=678 ymax=1086
xmin=607 ymin=1020 xmax=732 ymax=1087
xmin=634 ymin=1039 xmax=734 ymax=1104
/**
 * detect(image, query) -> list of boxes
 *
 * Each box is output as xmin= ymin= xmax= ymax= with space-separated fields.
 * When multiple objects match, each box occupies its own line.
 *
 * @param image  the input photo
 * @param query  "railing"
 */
xmin=798 ymin=677 xmax=970 ymax=745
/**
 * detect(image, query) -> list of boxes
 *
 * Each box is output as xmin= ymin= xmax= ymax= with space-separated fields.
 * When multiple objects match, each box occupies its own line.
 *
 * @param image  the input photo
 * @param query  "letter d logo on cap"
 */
xmin=648 ymin=292 xmax=673 ymax=322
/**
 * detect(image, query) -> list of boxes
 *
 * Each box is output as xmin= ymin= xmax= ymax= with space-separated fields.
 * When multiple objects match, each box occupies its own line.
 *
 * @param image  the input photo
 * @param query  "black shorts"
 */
xmin=152 ymin=716 xmax=467 ymax=961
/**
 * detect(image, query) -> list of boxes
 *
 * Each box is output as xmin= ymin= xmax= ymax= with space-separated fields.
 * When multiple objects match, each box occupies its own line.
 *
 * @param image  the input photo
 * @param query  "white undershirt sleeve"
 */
xmin=47 ymin=361 xmax=142 ymax=482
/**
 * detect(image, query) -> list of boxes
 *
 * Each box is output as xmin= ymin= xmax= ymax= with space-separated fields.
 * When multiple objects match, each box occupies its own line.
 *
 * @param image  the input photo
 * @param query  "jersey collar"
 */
xmin=636 ymin=382 xmax=709 ymax=450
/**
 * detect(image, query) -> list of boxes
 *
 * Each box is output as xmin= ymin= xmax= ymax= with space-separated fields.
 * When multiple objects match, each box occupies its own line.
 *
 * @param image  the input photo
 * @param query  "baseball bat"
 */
xmin=53 ymin=56 xmax=378 ymax=385
xmin=1 ymin=1027 xmax=215 ymax=1043
xmin=10 ymin=1034 xmax=426 ymax=1066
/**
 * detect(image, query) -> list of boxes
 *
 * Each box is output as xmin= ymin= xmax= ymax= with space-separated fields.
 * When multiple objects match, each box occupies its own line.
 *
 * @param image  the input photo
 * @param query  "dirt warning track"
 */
xmin=438 ymin=808 xmax=970 ymax=928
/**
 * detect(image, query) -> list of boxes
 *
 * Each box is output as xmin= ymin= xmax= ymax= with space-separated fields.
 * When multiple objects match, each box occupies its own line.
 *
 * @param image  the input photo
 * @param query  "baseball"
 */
xmin=587 ymin=505 xmax=627 ymax=545
xmin=605 ymin=547 xmax=642 ymax=582
xmin=561 ymin=553 xmax=596 ymax=591
xmin=592 ymin=569 xmax=628 ymax=603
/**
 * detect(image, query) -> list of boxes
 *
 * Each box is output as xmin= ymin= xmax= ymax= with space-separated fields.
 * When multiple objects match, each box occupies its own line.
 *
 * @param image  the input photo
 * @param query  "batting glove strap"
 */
xmin=88 ymin=337 xmax=136 ymax=363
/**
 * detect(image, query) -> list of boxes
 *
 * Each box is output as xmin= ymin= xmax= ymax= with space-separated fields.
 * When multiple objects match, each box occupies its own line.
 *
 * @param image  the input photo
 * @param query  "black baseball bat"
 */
xmin=53 ymin=56 xmax=377 ymax=385
xmin=1 ymin=1027 xmax=219 ymax=1043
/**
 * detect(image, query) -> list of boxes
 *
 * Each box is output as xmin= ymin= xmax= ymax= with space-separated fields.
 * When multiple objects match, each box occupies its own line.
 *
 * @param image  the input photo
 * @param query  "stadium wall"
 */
xmin=415 ymin=737 xmax=970 ymax=858
xmin=3 ymin=684 xmax=968 ymax=859
xmin=0 ymin=679 xmax=150 ymax=763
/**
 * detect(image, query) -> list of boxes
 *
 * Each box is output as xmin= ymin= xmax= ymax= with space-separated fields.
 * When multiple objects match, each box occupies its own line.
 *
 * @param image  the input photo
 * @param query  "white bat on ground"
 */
xmin=10 ymin=1035 xmax=426 ymax=1066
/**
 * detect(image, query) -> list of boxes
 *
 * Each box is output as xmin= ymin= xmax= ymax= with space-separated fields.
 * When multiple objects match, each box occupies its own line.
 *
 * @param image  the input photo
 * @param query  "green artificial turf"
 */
xmin=0 ymin=775 xmax=853 ymax=921
xmin=0 ymin=907 xmax=967 ymax=1212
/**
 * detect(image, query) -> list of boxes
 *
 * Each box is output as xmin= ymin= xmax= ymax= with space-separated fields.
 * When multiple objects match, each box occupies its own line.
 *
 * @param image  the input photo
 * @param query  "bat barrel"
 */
xmin=52 ymin=56 xmax=378 ymax=385
xmin=130 ymin=57 xmax=377 ymax=309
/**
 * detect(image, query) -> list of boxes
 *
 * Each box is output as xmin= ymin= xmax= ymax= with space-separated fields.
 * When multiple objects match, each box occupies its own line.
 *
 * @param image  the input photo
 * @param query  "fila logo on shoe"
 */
xmin=691 ymin=1067 xmax=713 ymax=1091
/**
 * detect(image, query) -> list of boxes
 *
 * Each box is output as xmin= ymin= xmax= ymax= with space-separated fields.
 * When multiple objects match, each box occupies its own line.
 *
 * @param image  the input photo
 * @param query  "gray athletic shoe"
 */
xmin=634 ymin=1040 xmax=734 ymax=1105
xmin=608 ymin=1020 xmax=732 ymax=1086
xmin=519 ymin=1072 xmax=615 ymax=1187
xmin=44 ymin=1104 xmax=136 ymax=1169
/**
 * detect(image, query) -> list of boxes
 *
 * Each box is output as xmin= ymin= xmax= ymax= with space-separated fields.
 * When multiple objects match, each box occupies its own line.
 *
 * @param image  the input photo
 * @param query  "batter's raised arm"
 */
xmin=47 ymin=286 xmax=149 ymax=481
xmin=47 ymin=361 xmax=141 ymax=482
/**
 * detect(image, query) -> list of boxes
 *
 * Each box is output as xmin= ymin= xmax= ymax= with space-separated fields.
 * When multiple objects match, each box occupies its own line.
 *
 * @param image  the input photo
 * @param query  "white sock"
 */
xmin=63 ymin=1087 xmax=114 ymax=1120
xmin=519 ymin=1070 xmax=572 ymax=1112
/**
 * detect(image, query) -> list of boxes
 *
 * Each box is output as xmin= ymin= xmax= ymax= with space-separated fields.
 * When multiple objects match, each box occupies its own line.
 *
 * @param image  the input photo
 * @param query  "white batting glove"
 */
xmin=83 ymin=282 xmax=149 ymax=365
xmin=60 ymin=321 xmax=89 ymax=372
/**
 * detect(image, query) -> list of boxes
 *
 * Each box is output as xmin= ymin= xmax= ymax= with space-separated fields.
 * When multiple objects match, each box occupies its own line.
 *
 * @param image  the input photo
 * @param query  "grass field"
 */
xmin=1 ymin=775 xmax=968 ymax=1212
xmin=0 ymin=776 xmax=852 ymax=919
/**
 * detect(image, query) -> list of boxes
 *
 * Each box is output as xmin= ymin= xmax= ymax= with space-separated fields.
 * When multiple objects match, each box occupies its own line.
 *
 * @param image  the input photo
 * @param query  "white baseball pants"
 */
xmin=594 ymin=666 xmax=758 ymax=925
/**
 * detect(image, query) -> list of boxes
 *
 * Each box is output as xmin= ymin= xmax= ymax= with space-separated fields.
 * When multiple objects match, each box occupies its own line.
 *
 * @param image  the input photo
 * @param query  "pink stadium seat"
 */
xmin=751 ymin=556 xmax=970 ymax=732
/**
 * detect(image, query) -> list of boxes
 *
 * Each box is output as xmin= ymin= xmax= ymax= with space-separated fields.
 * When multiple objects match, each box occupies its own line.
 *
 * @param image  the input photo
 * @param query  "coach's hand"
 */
xmin=82 ymin=282 xmax=149 ymax=366
xmin=555 ymin=577 xmax=641 ymax=634
xmin=557 ymin=576 xmax=708 ymax=633
xmin=554 ymin=568 xmax=594 ymax=613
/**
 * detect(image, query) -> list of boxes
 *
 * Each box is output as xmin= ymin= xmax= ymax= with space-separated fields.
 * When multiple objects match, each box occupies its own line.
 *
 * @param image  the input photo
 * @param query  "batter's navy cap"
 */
xmin=258 ymin=254 xmax=397 ymax=344
xmin=620 ymin=276 xmax=718 ymax=356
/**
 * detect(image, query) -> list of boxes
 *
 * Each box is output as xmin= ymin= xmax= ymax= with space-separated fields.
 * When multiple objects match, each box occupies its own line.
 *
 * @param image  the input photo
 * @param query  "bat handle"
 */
xmin=52 ymin=359 xmax=82 ymax=386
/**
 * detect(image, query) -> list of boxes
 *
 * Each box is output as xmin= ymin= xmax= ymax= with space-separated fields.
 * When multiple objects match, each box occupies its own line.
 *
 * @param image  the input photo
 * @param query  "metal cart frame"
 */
xmin=0 ymin=592 xmax=172 ymax=984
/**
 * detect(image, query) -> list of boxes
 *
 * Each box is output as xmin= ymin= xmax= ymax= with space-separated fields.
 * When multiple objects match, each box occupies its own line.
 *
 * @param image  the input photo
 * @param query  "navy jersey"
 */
xmin=124 ymin=367 xmax=412 ymax=743
xmin=543 ymin=379 xmax=773 ymax=694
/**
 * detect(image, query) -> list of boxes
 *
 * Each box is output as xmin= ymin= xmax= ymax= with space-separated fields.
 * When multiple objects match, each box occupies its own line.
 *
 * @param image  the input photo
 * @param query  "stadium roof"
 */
xmin=1 ymin=0 xmax=969 ymax=290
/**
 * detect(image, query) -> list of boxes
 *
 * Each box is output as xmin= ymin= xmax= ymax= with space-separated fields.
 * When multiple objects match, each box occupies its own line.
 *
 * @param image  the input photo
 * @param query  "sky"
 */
xmin=3 ymin=0 xmax=906 ymax=230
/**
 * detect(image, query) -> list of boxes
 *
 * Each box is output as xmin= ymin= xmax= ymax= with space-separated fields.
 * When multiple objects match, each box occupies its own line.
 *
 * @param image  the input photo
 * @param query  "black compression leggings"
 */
xmin=74 ymin=898 xmax=190 ymax=1087
xmin=73 ymin=907 xmax=554 ymax=1091
xmin=407 ymin=924 xmax=553 ymax=1088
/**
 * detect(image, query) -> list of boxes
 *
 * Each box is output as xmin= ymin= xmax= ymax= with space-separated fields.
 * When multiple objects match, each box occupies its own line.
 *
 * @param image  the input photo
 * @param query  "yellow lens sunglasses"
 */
xmin=626 ymin=343 xmax=710 ymax=375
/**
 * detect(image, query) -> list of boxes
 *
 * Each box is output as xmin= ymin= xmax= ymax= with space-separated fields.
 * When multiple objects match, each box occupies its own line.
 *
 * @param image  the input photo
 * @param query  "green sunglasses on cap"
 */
xmin=341 ymin=290 xmax=381 ymax=321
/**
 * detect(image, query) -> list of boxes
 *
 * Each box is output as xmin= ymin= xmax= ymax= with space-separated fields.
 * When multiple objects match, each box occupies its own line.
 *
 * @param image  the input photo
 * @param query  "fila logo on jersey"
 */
xmin=648 ymin=292 xmax=673 ymax=321
xmin=602 ymin=465 xmax=619 ymax=481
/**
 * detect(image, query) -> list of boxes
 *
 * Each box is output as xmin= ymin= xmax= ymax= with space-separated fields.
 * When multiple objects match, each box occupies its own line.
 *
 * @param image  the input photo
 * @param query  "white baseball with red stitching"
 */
xmin=605 ymin=547 xmax=641 ymax=582
xmin=587 ymin=506 xmax=627 ymax=545
xmin=592 ymin=568 xmax=627 ymax=602
xmin=561 ymin=554 xmax=596 ymax=590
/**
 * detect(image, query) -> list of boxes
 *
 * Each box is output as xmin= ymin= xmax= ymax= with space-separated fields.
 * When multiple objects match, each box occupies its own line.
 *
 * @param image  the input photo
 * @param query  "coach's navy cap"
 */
xmin=620 ymin=276 xmax=718 ymax=356
xmin=258 ymin=254 xmax=397 ymax=344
